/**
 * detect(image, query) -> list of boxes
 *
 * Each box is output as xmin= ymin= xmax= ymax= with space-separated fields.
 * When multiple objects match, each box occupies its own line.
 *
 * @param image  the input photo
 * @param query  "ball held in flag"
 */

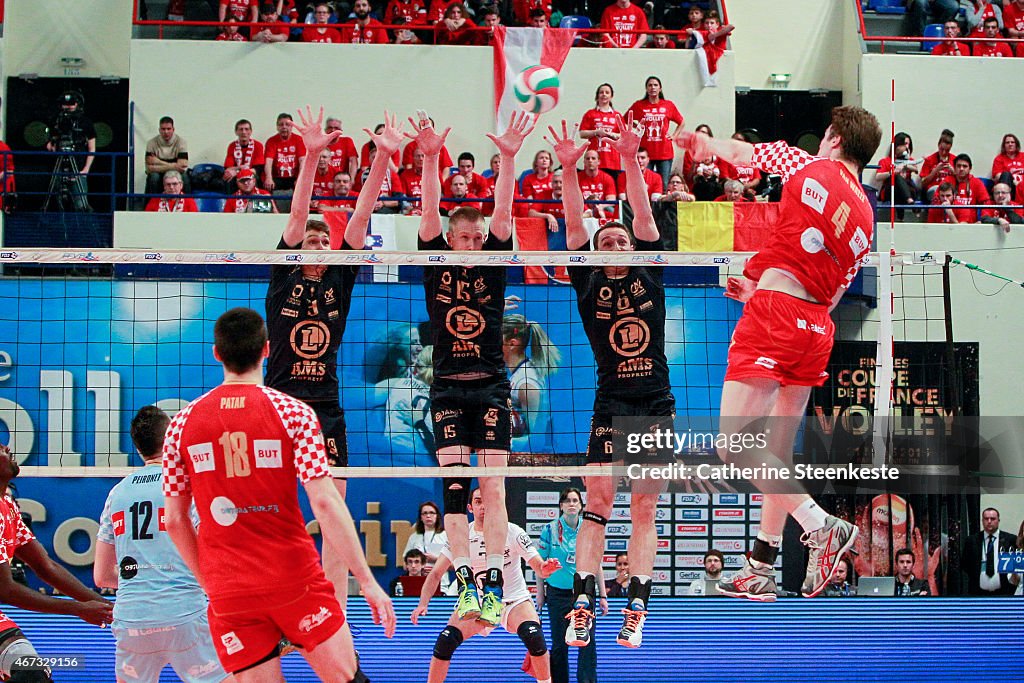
xmin=513 ymin=65 xmax=562 ymax=114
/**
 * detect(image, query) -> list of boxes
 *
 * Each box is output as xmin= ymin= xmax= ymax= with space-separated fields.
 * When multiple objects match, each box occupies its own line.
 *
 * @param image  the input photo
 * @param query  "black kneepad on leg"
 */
xmin=432 ymin=626 xmax=464 ymax=661
xmin=517 ymin=620 xmax=547 ymax=657
xmin=581 ymin=511 xmax=607 ymax=526
xmin=442 ymin=465 xmax=472 ymax=516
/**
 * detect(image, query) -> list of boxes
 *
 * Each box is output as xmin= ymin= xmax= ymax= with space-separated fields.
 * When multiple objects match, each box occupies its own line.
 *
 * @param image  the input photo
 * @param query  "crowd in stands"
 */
xmin=874 ymin=128 xmax=1024 ymax=227
xmin=152 ymin=0 xmax=731 ymax=50
xmin=898 ymin=0 xmax=1024 ymax=55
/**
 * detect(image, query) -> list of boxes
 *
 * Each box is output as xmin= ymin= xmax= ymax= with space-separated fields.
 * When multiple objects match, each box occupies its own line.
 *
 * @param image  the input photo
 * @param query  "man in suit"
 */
xmin=962 ymin=507 xmax=1017 ymax=596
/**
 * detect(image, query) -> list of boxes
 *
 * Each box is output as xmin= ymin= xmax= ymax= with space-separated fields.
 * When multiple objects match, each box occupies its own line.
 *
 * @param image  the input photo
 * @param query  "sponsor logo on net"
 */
xmin=285 ymin=253 xmax=303 ymax=262
xmin=428 ymin=255 xmax=447 ymax=262
xmin=61 ymin=251 xmax=100 ymax=262
xmin=487 ymin=255 xmax=525 ymax=264
xmin=0 ymin=251 xmax=18 ymax=260
xmin=144 ymin=252 xmax=163 ymax=261
xmin=204 ymin=252 xmax=242 ymax=263
xmin=631 ymin=254 xmax=667 ymax=264
xmin=345 ymin=253 xmax=382 ymax=264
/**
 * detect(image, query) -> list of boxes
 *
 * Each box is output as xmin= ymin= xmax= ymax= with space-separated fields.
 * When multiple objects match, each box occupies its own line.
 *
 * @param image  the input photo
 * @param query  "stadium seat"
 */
xmin=559 ymin=15 xmax=593 ymax=45
xmin=980 ymin=177 xmax=994 ymax=193
xmin=870 ymin=0 xmax=906 ymax=14
xmin=193 ymin=191 xmax=225 ymax=213
xmin=922 ymin=23 xmax=944 ymax=51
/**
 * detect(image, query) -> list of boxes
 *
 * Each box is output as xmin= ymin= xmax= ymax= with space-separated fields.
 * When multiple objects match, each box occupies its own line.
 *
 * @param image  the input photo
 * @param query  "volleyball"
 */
xmin=513 ymin=65 xmax=561 ymax=114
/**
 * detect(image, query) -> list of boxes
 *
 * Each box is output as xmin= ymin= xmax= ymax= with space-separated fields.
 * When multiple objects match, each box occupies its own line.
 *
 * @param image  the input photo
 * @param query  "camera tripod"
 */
xmin=43 ymin=149 xmax=91 ymax=212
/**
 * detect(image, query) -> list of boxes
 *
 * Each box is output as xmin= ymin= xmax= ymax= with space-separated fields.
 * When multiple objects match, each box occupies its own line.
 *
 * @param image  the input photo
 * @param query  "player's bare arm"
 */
xmin=485 ymin=111 xmax=536 ymax=242
xmin=411 ymin=554 xmax=453 ymax=624
xmin=284 ymin=105 xmax=344 ymax=247
xmin=348 ymin=111 xmax=405 ymax=249
xmin=611 ymin=112 xmax=658 ymax=242
xmin=0 ymin=548 xmax=112 ymax=627
xmin=545 ymin=121 xmax=589 ymax=250
xmin=408 ymin=111 xmax=452 ymax=243
xmin=676 ymin=129 xmax=754 ymax=167
xmin=304 ymin=475 xmax=397 ymax=638
xmin=163 ymin=493 xmax=203 ymax=587
xmin=92 ymin=540 xmax=118 ymax=589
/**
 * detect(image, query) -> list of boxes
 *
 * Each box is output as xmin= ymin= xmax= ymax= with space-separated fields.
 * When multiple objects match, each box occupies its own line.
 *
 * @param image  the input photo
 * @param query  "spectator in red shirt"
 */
xmin=324 ymin=116 xmax=359 ymax=179
xmin=478 ymin=7 xmax=502 ymax=46
xmin=683 ymin=4 xmax=704 ymax=47
xmin=931 ymin=19 xmax=970 ymax=55
xmin=1005 ymin=0 xmax=1024 ymax=38
xmin=219 ymin=0 xmax=257 ymax=23
xmin=514 ymin=0 xmax=552 ymax=25
xmin=362 ymin=123 xmax=402 ymax=170
xmin=647 ymin=27 xmax=677 ymax=49
xmin=520 ymin=149 xmax=554 ymax=200
xmin=528 ymin=7 xmax=549 ymax=27
xmin=303 ymin=3 xmax=343 ymax=42
xmin=689 ymin=10 xmax=734 ymax=88
xmin=317 ymin=171 xmax=358 ymax=216
xmin=626 ymin=75 xmax=684 ymax=189
xmin=264 ymin=112 xmax=306 ymax=194
xmin=222 ymin=118 xmax=265 ymax=188
xmin=385 ymin=0 xmax=427 ymax=25
xmin=964 ymin=0 xmax=1002 ymax=37
xmin=400 ymin=147 xmax=426 ymax=214
xmin=927 ymin=181 xmax=959 ymax=223
xmin=981 ymin=182 xmax=1023 ymax=232
xmin=341 ymin=0 xmax=390 ymax=43
xmin=972 ymin=17 xmax=1013 ymax=56
xmin=224 ymin=168 xmax=279 ymax=213
xmin=948 ymin=153 xmax=992 ymax=223
xmin=577 ymin=149 xmax=618 ymax=220
xmin=875 ymin=131 xmax=921 ymax=219
xmin=0 ymin=137 xmax=14 ymax=212
xmin=392 ymin=16 xmax=423 ymax=43
xmin=528 ymin=168 xmax=565 ymax=233
xmin=252 ymin=3 xmax=290 ymax=42
xmin=357 ymin=143 xmax=405 ymax=213
xmin=991 ymin=133 xmax=1024 ymax=193
xmin=579 ymin=83 xmax=623 ymax=177
xmin=216 ymin=17 xmax=249 ymax=40
xmin=714 ymin=179 xmax=751 ymax=203
xmin=617 ymin=147 xmax=663 ymax=200
xmin=144 ymin=171 xmax=198 ymax=212
xmin=310 ymin=150 xmax=336 ymax=211
xmin=401 ymin=118 xmax=452 ymax=179
xmin=435 ymin=2 xmax=480 ymax=45
xmin=920 ymin=128 xmax=956 ymax=200
xmin=438 ymin=173 xmax=482 ymax=215
xmin=444 ymin=152 xmax=489 ymax=197
xmin=600 ymin=0 xmax=649 ymax=48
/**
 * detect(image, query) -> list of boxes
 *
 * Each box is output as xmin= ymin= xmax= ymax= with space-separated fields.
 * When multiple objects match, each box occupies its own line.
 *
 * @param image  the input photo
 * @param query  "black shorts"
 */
xmin=430 ymin=376 xmax=512 ymax=452
xmin=307 ymin=400 xmax=348 ymax=469
xmin=587 ymin=391 xmax=676 ymax=465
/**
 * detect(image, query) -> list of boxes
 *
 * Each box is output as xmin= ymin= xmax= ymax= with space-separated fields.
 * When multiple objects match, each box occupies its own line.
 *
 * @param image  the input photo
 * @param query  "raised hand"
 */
xmin=675 ymin=128 xmax=711 ymax=161
xmin=610 ymin=111 xmax=645 ymax=158
xmin=366 ymin=110 xmax=405 ymax=157
xmin=543 ymin=120 xmax=588 ymax=168
xmin=295 ymin=105 xmax=341 ymax=156
xmin=363 ymin=582 xmax=397 ymax=638
xmin=486 ymin=110 xmax=537 ymax=157
xmin=405 ymin=109 xmax=451 ymax=157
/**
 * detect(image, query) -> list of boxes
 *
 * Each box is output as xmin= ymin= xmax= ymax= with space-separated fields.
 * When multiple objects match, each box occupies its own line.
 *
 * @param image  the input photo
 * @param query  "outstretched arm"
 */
xmin=284 ymin=106 xmax=343 ymax=247
xmin=408 ymin=111 xmax=452 ymax=243
xmin=610 ymin=112 xmax=658 ymax=243
xmin=485 ymin=111 xmax=536 ymax=242
xmin=410 ymin=553 xmax=452 ymax=624
xmin=676 ymin=129 xmax=754 ymax=168
xmin=545 ymin=121 xmax=590 ymax=250
xmin=347 ymin=112 xmax=405 ymax=249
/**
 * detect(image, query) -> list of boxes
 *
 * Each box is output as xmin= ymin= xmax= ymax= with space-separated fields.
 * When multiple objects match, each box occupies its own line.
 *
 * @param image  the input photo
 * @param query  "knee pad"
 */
xmin=348 ymin=667 xmax=370 ymax=683
xmin=1 ymin=638 xmax=51 ymax=683
xmin=432 ymin=626 xmax=464 ymax=661
xmin=581 ymin=511 xmax=607 ymax=527
xmin=442 ymin=465 xmax=472 ymax=516
xmin=517 ymin=620 xmax=547 ymax=657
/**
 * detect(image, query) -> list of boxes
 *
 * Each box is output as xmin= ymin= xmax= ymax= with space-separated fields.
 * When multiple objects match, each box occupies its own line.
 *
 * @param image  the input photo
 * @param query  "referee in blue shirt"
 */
xmin=537 ymin=488 xmax=606 ymax=683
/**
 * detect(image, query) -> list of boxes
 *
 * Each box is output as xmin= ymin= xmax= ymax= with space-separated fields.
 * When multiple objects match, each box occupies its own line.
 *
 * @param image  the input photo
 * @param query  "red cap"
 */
xmin=238 ymin=168 xmax=256 ymax=180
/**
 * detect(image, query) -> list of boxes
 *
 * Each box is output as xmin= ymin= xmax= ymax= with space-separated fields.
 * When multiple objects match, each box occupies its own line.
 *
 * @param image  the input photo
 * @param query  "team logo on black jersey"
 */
xmin=290 ymin=320 xmax=331 ymax=359
xmin=446 ymin=306 xmax=485 ymax=339
xmin=609 ymin=318 xmax=650 ymax=357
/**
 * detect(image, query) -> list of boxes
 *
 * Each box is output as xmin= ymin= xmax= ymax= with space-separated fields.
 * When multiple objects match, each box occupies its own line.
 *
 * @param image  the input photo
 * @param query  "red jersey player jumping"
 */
xmin=163 ymin=307 xmax=395 ymax=681
xmin=676 ymin=106 xmax=882 ymax=601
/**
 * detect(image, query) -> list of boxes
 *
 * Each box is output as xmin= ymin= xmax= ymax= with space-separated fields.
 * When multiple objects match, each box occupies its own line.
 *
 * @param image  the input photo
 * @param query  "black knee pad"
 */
xmin=582 ymin=511 xmax=607 ymax=526
xmin=517 ymin=620 xmax=547 ymax=657
xmin=9 ymin=669 xmax=52 ymax=683
xmin=348 ymin=667 xmax=370 ymax=683
xmin=432 ymin=625 xmax=464 ymax=661
xmin=442 ymin=465 xmax=472 ymax=515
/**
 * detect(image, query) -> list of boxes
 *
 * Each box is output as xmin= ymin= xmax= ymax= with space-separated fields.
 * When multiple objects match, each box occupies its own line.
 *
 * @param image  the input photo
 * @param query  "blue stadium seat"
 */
xmin=870 ymin=0 xmax=906 ymax=14
xmin=980 ymin=177 xmax=994 ymax=193
xmin=559 ymin=14 xmax=591 ymax=29
xmin=922 ymin=23 xmax=944 ymax=51
xmin=193 ymin=191 xmax=225 ymax=213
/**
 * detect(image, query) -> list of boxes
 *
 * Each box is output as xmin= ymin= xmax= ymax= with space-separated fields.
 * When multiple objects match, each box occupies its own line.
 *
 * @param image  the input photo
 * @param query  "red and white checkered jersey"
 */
xmin=0 ymin=494 xmax=34 ymax=564
xmin=163 ymin=384 xmax=330 ymax=610
xmin=744 ymin=141 xmax=874 ymax=304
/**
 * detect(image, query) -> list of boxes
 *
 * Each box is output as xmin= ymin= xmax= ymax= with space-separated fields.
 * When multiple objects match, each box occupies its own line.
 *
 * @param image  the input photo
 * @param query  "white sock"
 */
xmin=576 ymin=570 xmax=593 ymax=580
xmin=750 ymin=557 xmax=773 ymax=571
xmin=486 ymin=554 xmax=503 ymax=572
xmin=454 ymin=557 xmax=471 ymax=573
xmin=634 ymin=574 xmax=651 ymax=585
xmin=757 ymin=530 xmax=783 ymax=547
xmin=792 ymin=499 xmax=828 ymax=533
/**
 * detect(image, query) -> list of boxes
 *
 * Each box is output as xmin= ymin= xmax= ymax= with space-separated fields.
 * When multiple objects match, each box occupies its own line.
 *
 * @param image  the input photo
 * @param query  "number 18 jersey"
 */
xmin=163 ymin=384 xmax=331 ymax=613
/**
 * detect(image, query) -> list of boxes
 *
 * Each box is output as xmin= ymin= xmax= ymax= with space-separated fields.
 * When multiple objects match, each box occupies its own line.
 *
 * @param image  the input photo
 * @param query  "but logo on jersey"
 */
xmin=801 ymin=177 xmax=829 ymax=214
xmin=112 ymin=511 xmax=126 ymax=536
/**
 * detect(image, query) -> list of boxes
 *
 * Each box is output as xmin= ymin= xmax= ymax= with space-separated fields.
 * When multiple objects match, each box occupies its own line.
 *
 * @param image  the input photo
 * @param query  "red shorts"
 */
xmin=725 ymin=289 xmax=834 ymax=387
xmin=207 ymin=577 xmax=345 ymax=674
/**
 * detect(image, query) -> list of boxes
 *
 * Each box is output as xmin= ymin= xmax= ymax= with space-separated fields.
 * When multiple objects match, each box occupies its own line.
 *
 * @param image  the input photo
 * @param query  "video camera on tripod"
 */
xmin=43 ymin=90 xmax=92 ymax=212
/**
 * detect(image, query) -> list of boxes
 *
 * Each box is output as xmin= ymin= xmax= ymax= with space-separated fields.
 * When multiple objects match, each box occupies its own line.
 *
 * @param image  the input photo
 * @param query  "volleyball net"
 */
xmin=0 ymin=247 xmax=960 ymax=480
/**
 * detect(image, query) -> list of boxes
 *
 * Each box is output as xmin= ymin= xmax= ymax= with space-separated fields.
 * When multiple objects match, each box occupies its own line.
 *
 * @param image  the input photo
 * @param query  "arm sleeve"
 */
xmin=512 ymin=524 xmax=539 ymax=561
xmin=276 ymin=393 xmax=331 ymax=483
xmin=750 ymin=140 xmax=818 ymax=184
xmin=438 ymin=535 xmax=453 ymax=563
xmin=10 ymin=501 xmax=35 ymax=554
xmin=97 ymin=493 xmax=115 ymax=544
